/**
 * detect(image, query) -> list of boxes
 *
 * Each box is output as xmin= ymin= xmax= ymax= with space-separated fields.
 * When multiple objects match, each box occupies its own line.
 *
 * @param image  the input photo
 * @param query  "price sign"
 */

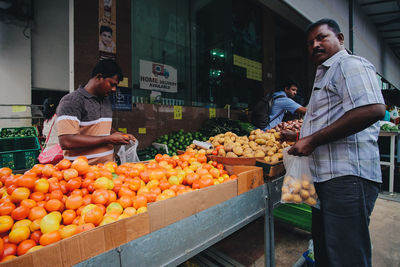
xmin=174 ymin=106 xmax=182 ymax=120
xmin=118 ymin=128 xmax=127 ymax=133
xmin=209 ymin=108 xmax=216 ymax=119
xmin=138 ymin=128 xmax=146 ymax=134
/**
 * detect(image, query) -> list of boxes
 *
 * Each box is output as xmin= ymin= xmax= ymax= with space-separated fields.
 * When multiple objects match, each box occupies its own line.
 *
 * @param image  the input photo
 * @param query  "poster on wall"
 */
xmin=139 ymin=60 xmax=178 ymax=93
xmin=99 ymin=0 xmax=116 ymax=60
xmin=110 ymin=87 xmax=132 ymax=111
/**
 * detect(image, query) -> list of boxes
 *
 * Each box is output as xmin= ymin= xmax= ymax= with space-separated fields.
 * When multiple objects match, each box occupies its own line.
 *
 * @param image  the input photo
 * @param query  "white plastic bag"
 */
xmin=281 ymin=147 xmax=318 ymax=206
xmin=117 ymin=140 xmax=140 ymax=164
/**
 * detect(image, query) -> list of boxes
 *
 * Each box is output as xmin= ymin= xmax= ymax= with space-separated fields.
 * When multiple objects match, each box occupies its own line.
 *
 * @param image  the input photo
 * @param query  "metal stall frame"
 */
xmin=75 ymin=177 xmax=284 ymax=267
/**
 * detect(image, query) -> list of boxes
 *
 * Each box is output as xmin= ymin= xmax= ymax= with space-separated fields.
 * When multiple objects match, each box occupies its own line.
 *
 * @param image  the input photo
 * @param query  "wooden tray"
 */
xmin=208 ymin=155 xmax=265 ymax=166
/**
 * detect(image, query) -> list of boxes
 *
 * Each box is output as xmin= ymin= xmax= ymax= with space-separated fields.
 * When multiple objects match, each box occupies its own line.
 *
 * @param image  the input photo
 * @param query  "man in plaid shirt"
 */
xmin=288 ymin=19 xmax=385 ymax=266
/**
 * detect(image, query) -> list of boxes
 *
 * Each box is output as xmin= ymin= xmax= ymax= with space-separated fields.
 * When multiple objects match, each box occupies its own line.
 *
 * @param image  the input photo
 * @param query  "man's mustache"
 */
xmin=312 ymin=49 xmax=325 ymax=56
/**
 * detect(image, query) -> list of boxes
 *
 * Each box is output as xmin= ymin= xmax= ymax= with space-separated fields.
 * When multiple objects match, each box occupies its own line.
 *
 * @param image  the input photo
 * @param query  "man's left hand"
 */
xmin=287 ymin=136 xmax=316 ymax=156
xmin=123 ymin=133 xmax=136 ymax=142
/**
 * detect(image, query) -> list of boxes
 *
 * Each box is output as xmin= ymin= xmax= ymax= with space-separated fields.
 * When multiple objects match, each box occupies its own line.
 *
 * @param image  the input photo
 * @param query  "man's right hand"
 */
xmin=107 ymin=132 xmax=131 ymax=145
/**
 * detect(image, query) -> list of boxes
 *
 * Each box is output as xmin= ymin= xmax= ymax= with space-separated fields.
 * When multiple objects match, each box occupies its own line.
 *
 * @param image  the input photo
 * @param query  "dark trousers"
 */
xmin=312 ymin=175 xmax=380 ymax=267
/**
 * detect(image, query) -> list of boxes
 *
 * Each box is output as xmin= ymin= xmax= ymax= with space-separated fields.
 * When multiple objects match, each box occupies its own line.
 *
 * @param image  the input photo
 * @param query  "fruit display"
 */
xmin=281 ymin=174 xmax=317 ymax=206
xmin=153 ymin=129 xmax=207 ymax=156
xmin=187 ymin=129 xmax=291 ymax=164
xmin=273 ymin=119 xmax=303 ymax=133
xmin=380 ymin=123 xmax=398 ymax=132
xmin=0 ymin=152 xmax=236 ymax=261
xmin=200 ymin=118 xmax=254 ymax=137
xmin=0 ymin=127 xmax=37 ymax=138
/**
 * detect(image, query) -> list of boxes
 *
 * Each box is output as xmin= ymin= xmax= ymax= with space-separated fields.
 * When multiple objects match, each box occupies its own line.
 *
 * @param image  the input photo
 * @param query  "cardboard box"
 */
xmin=2 ymin=212 xmax=150 ymax=267
xmin=208 ymin=155 xmax=264 ymax=166
xmin=148 ymin=165 xmax=263 ymax=232
xmin=255 ymin=160 xmax=285 ymax=179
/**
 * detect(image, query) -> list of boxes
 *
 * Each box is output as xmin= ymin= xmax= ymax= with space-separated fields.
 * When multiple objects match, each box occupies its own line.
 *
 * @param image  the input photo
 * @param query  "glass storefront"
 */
xmin=131 ymin=0 xmax=308 ymax=109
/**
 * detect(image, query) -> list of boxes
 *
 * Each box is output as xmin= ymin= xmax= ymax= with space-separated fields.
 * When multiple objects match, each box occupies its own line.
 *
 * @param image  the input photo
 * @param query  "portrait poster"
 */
xmin=99 ymin=0 xmax=116 ymax=60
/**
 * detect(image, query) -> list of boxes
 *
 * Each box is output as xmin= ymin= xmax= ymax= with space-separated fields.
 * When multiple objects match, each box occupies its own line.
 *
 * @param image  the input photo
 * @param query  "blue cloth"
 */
xmin=263 ymin=91 xmax=301 ymax=130
xmin=383 ymin=110 xmax=391 ymax=121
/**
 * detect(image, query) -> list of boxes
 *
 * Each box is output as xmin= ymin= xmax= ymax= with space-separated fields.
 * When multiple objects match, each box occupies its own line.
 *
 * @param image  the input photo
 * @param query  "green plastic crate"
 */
xmin=0 ymin=136 xmax=40 ymax=170
xmin=274 ymin=203 xmax=312 ymax=232
xmin=0 ymin=126 xmax=38 ymax=138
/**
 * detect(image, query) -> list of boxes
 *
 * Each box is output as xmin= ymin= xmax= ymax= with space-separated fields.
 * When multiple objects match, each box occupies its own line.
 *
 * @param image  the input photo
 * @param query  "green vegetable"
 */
xmin=381 ymin=124 xmax=399 ymax=132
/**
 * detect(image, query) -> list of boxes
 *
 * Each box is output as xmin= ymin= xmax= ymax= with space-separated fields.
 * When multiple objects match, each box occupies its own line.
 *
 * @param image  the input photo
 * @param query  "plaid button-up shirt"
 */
xmin=301 ymin=50 xmax=385 ymax=183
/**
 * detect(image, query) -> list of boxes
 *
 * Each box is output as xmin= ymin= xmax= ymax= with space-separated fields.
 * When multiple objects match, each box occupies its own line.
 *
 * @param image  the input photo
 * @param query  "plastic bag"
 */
xmin=281 ymin=148 xmax=318 ymax=206
xmin=117 ymin=140 xmax=140 ymax=164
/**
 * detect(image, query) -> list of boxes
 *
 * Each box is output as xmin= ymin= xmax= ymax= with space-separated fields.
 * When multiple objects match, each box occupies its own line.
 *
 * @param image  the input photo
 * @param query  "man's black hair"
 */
xmin=282 ymin=80 xmax=300 ymax=91
xmin=91 ymin=59 xmax=123 ymax=82
xmin=43 ymin=97 xmax=58 ymax=120
xmin=100 ymin=25 xmax=113 ymax=35
xmin=306 ymin=18 xmax=341 ymax=36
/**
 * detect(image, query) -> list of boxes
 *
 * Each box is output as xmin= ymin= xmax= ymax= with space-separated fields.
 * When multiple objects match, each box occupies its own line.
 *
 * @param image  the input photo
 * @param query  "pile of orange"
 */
xmin=0 ymin=151 xmax=236 ymax=262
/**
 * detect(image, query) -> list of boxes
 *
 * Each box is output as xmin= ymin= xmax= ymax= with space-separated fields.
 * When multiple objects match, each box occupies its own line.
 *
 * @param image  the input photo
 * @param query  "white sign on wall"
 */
xmin=139 ymin=60 xmax=177 ymax=93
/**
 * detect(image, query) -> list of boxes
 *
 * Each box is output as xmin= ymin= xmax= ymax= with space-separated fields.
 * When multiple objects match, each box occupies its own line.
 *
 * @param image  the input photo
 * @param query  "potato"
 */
xmin=264 ymin=156 xmax=271 ymax=162
xmin=293 ymin=194 xmax=302 ymax=203
xmin=301 ymin=180 xmax=310 ymax=189
xmin=199 ymin=149 xmax=206 ymax=154
xmin=242 ymin=144 xmax=250 ymax=149
xmin=209 ymin=137 xmax=215 ymax=141
xmin=218 ymin=149 xmax=226 ymax=157
xmin=300 ymin=189 xmax=310 ymax=199
xmin=254 ymin=150 xmax=265 ymax=157
xmin=243 ymin=153 xmax=254 ymax=158
xmin=283 ymin=175 xmax=294 ymax=186
xmin=230 ymin=136 xmax=236 ymax=142
xmin=282 ymin=186 xmax=289 ymax=194
xmin=226 ymin=152 xmax=238 ymax=157
xmin=308 ymin=185 xmax=316 ymax=196
xmin=212 ymin=141 xmax=219 ymax=147
xmin=224 ymin=142 xmax=234 ymax=152
xmin=233 ymin=146 xmax=243 ymax=156
xmin=255 ymin=139 xmax=266 ymax=145
xmin=270 ymin=154 xmax=280 ymax=164
xmin=276 ymin=152 xmax=283 ymax=159
xmin=289 ymin=180 xmax=302 ymax=194
xmin=206 ymin=149 xmax=213 ymax=154
xmin=274 ymin=132 xmax=281 ymax=139
xmin=305 ymin=197 xmax=317 ymax=206
xmin=282 ymin=193 xmax=294 ymax=202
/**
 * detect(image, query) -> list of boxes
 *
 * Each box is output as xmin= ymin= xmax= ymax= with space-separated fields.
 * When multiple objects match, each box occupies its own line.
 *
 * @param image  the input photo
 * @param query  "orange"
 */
xmin=63 ymin=168 xmax=79 ymax=181
xmin=52 ymin=171 xmax=64 ymax=181
xmin=92 ymin=189 xmax=109 ymax=205
xmin=133 ymin=195 xmax=147 ymax=209
xmin=0 ymin=202 xmax=15 ymax=216
xmin=17 ymin=239 xmax=36 ymax=255
xmin=1 ymin=255 xmax=17 ymax=262
xmin=107 ymin=190 xmax=117 ymax=205
xmin=62 ymin=210 xmax=76 ymax=225
xmin=49 ymin=190 xmax=63 ymax=201
xmin=42 ymin=164 xmax=56 ymax=178
xmin=66 ymin=177 xmax=82 ymax=192
xmin=0 ymin=167 xmax=13 ymax=178
xmin=48 ymin=181 xmax=61 ymax=192
xmin=65 ymin=195 xmax=83 ymax=210
xmin=39 ymin=230 xmax=61 ymax=246
xmin=82 ymin=195 xmax=92 ymax=205
xmin=34 ymin=178 xmax=50 ymax=193
xmin=185 ymin=173 xmax=199 ymax=185
xmin=57 ymin=159 xmax=71 ymax=170
xmin=74 ymin=223 xmax=95 ymax=234
xmin=29 ymin=219 xmax=41 ymax=232
xmin=128 ymin=178 xmax=141 ymax=191
xmin=0 ymin=216 xmax=13 ymax=233
xmin=28 ymin=206 xmax=47 ymax=221
xmin=2 ymin=242 xmax=17 ymax=257
xmin=9 ymin=226 xmax=30 ymax=243
xmin=150 ymin=186 xmax=161 ymax=195
xmin=71 ymin=159 xmax=89 ymax=175
xmin=20 ymin=199 xmax=36 ymax=209
xmin=17 ymin=174 xmax=37 ymax=189
xmin=30 ymin=230 xmax=42 ymax=243
xmin=118 ymin=195 xmax=132 ymax=208
xmin=44 ymin=199 xmax=63 ymax=212
xmin=118 ymin=187 xmax=135 ymax=198
xmin=82 ymin=205 xmax=103 ymax=226
xmin=11 ymin=187 xmax=30 ymax=203
xmin=209 ymin=168 xmax=220 ymax=178
xmin=30 ymin=192 xmax=45 ymax=202
xmin=123 ymin=207 xmax=136 ymax=216
xmin=59 ymin=224 xmax=77 ymax=239
xmin=11 ymin=206 xmax=30 ymax=221
xmin=199 ymin=177 xmax=213 ymax=188
xmin=139 ymin=170 xmax=150 ymax=183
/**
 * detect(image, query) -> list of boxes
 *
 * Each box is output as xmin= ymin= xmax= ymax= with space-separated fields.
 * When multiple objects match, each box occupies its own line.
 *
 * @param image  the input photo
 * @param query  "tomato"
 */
xmin=66 ymin=178 xmax=82 ymax=192
xmin=59 ymin=224 xmax=77 ymax=239
xmin=28 ymin=206 xmax=47 ymax=221
xmin=74 ymin=223 xmax=95 ymax=234
xmin=30 ymin=230 xmax=42 ymax=244
xmin=17 ymin=239 xmax=36 ymax=255
xmin=34 ymin=178 xmax=50 ymax=193
xmin=8 ymin=226 xmax=30 ymax=244
xmin=39 ymin=230 xmax=61 ymax=246
xmin=0 ymin=202 xmax=15 ymax=216
xmin=65 ymin=195 xmax=83 ymax=210
xmin=11 ymin=206 xmax=29 ymax=221
xmin=2 ymin=242 xmax=17 ymax=257
xmin=61 ymin=210 xmax=76 ymax=225
xmin=0 ymin=237 xmax=4 ymax=256
xmin=82 ymin=205 xmax=103 ymax=226
xmin=40 ymin=213 xmax=60 ymax=234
